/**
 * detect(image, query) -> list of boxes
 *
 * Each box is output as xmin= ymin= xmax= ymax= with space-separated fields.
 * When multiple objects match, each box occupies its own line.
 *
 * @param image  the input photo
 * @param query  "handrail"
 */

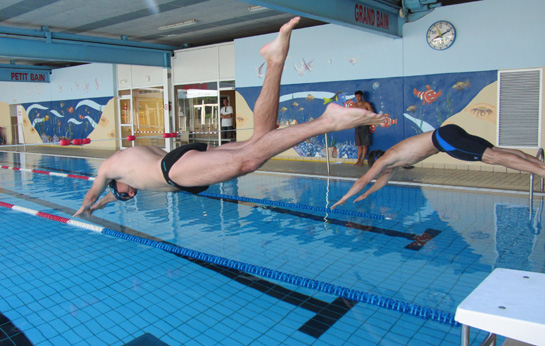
xmin=529 ymin=148 xmax=544 ymax=205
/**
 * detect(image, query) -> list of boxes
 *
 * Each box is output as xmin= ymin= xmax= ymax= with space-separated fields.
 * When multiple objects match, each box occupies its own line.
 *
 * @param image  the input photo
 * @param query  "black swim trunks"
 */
xmin=431 ymin=124 xmax=493 ymax=161
xmin=161 ymin=143 xmax=209 ymax=194
xmin=355 ymin=125 xmax=371 ymax=146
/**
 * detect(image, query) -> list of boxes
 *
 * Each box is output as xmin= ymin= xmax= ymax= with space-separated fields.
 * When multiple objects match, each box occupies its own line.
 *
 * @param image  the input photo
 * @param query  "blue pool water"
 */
xmin=1 ymin=151 xmax=544 ymax=345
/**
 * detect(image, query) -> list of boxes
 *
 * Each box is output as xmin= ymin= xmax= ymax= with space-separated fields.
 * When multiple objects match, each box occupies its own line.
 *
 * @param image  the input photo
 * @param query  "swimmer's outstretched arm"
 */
xmin=331 ymin=169 xmax=377 ymax=209
xmin=89 ymin=192 xmax=117 ymax=212
xmin=353 ymin=168 xmax=396 ymax=202
xmin=74 ymin=163 xmax=113 ymax=217
xmin=331 ymin=163 xmax=394 ymax=209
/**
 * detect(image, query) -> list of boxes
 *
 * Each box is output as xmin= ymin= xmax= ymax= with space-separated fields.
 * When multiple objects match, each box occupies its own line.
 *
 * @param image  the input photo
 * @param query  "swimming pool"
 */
xmin=1 ymin=151 xmax=544 ymax=345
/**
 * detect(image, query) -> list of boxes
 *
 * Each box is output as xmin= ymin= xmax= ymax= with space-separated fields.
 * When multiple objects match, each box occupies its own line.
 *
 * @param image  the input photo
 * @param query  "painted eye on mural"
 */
xmin=426 ymin=21 xmax=456 ymax=50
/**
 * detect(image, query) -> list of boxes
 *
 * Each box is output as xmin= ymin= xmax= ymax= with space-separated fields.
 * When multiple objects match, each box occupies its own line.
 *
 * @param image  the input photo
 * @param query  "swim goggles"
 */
xmin=109 ymin=180 xmax=137 ymax=201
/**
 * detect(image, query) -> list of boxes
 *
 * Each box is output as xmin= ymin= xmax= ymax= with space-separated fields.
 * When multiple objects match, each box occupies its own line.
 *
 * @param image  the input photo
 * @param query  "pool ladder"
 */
xmin=529 ymin=148 xmax=545 ymax=203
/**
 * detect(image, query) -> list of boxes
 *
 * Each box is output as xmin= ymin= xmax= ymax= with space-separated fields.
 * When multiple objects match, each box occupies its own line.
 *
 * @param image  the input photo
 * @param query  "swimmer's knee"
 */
xmin=482 ymin=147 xmax=505 ymax=165
xmin=240 ymin=159 xmax=262 ymax=174
xmin=237 ymin=154 xmax=264 ymax=174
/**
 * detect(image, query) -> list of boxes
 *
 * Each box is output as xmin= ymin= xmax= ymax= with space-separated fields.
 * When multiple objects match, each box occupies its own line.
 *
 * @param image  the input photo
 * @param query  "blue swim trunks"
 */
xmin=431 ymin=124 xmax=493 ymax=161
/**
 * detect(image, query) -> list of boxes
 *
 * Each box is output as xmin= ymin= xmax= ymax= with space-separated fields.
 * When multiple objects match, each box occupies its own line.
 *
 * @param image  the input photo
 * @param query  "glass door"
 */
xmin=118 ymin=95 xmax=133 ymax=148
xmin=174 ymin=83 xmax=219 ymax=147
xmin=132 ymin=88 xmax=165 ymax=147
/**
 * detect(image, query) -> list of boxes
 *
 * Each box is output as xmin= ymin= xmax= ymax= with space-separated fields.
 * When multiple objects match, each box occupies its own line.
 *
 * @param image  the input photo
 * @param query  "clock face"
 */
xmin=427 ymin=21 xmax=456 ymax=50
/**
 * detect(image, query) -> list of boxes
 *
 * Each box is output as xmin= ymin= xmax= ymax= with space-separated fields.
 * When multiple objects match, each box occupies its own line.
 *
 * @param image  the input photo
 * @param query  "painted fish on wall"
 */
xmin=414 ymin=85 xmax=441 ymax=105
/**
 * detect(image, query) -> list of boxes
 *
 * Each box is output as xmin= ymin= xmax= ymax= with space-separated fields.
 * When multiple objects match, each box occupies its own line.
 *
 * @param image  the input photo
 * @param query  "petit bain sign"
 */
xmin=0 ymin=69 xmax=50 ymax=83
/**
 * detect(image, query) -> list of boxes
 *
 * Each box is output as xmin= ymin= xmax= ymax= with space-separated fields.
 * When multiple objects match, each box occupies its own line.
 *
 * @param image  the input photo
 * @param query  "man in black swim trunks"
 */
xmin=74 ymin=17 xmax=385 ymax=217
xmin=332 ymin=124 xmax=545 ymax=208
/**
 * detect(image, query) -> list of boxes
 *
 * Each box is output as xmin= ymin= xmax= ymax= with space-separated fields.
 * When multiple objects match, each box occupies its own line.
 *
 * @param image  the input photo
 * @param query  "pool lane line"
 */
xmin=198 ymin=191 xmax=387 ymax=220
xmin=1 ymin=151 xmax=539 ymax=196
xmin=0 ymin=159 xmax=97 ymax=178
xmin=0 ymin=186 xmax=156 ymax=240
xmin=1 ymin=164 xmax=388 ymax=221
xmin=201 ymin=193 xmax=440 ymax=251
xmin=0 ymin=186 xmax=359 ymax=339
xmin=1 ymin=165 xmax=95 ymax=181
xmin=0 ymin=200 xmax=459 ymax=327
xmin=257 ymin=170 xmax=544 ymax=197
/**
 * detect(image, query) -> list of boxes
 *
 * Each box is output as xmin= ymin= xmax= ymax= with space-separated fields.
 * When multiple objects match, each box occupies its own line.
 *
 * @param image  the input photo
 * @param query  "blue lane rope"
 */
xmin=197 ymin=192 xmax=387 ymax=220
xmin=102 ymin=227 xmax=458 ymax=327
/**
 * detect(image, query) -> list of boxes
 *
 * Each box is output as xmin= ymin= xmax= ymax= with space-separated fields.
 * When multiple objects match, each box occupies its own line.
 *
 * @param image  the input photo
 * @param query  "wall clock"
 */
xmin=427 ymin=21 xmax=456 ymax=50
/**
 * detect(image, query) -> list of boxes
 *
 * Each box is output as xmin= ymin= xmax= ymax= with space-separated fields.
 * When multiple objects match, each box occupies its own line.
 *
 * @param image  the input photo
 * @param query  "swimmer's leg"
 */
xmin=214 ymin=17 xmax=300 ymax=151
xmin=482 ymin=147 xmax=545 ymax=178
xmin=168 ymin=103 xmax=384 ymax=186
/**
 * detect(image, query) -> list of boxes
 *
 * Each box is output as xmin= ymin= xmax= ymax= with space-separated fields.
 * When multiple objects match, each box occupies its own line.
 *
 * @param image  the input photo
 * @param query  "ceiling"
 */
xmin=0 ymin=0 xmax=327 ymax=68
xmin=0 ymin=0 xmax=479 ymax=69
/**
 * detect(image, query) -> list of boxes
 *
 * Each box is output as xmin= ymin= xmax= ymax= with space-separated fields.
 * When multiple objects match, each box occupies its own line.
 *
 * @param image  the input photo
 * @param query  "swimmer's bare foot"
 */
xmin=355 ymin=161 xmax=364 ymax=166
xmin=321 ymin=103 xmax=385 ymax=132
xmin=260 ymin=16 xmax=300 ymax=66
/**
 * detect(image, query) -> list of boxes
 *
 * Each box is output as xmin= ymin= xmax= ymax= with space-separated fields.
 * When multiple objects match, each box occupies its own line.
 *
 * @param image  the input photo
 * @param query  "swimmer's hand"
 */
xmin=74 ymin=193 xmax=116 ymax=217
xmin=73 ymin=206 xmax=92 ymax=218
xmin=332 ymin=189 xmax=372 ymax=209
xmin=353 ymin=192 xmax=370 ymax=203
xmin=331 ymin=198 xmax=347 ymax=210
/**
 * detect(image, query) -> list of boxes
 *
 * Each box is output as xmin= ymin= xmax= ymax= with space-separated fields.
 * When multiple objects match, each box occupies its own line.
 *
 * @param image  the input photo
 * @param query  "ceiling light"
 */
xmin=158 ymin=19 xmax=197 ymax=31
xmin=248 ymin=5 xmax=267 ymax=11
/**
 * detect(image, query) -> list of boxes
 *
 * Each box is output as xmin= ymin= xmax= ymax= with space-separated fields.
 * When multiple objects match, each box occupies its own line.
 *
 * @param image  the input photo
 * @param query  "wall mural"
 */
xmin=22 ymin=96 xmax=112 ymax=143
xmin=237 ymin=70 xmax=497 ymax=159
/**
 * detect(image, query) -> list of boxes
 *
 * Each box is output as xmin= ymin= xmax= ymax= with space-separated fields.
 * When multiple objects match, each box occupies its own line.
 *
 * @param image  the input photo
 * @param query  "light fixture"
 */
xmin=248 ymin=5 xmax=267 ymax=11
xmin=158 ymin=19 xmax=197 ymax=31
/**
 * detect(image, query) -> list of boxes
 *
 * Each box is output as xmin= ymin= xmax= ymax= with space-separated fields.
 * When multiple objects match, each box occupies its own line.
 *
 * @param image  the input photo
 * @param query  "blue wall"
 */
xmin=238 ymin=70 xmax=497 ymax=159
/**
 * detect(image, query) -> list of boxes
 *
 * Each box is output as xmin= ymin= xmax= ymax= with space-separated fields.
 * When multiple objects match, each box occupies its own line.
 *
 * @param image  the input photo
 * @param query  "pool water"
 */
xmin=1 ymin=151 xmax=544 ymax=345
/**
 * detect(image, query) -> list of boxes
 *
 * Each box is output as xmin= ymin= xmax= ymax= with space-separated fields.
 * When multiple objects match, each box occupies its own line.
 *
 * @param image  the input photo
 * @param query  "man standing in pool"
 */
xmin=74 ymin=17 xmax=385 ymax=217
xmin=332 ymin=124 xmax=545 ymax=209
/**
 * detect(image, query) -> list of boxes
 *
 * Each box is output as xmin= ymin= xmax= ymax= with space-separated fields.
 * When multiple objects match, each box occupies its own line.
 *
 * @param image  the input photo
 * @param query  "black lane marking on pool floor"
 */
xmin=202 ymin=194 xmax=441 ymax=250
xmin=0 ymin=312 xmax=33 ymax=346
xmin=186 ymin=257 xmax=357 ymax=339
xmin=0 ymin=188 xmax=355 ymax=339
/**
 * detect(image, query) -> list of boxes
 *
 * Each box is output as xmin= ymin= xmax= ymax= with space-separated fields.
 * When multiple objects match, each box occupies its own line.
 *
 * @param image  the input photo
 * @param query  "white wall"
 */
xmin=172 ymin=42 xmax=235 ymax=85
xmin=0 ymin=63 xmax=114 ymax=104
xmin=117 ymin=64 xmax=166 ymax=89
xmin=235 ymin=0 xmax=545 ymax=87
xmin=235 ymin=23 xmax=403 ymax=88
xmin=402 ymin=0 xmax=545 ymax=76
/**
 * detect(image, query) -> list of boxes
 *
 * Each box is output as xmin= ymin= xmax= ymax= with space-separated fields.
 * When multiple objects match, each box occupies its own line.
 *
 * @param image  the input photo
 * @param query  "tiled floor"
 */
xmin=2 ymin=144 xmax=538 ymax=194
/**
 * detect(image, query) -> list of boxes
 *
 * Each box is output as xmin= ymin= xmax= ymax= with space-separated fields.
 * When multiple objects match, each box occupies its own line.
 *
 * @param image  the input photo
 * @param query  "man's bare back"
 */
xmin=104 ymin=146 xmax=178 ymax=192
xmin=379 ymin=131 xmax=439 ymax=169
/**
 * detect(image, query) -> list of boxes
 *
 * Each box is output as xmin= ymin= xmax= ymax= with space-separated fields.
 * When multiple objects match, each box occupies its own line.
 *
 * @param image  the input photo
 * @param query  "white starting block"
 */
xmin=455 ymin=268 xmax=545 ymax=346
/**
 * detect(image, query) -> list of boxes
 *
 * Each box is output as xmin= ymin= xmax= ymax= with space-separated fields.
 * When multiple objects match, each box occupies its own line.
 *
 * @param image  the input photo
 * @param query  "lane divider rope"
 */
xmin=1 ymin=165 xmax=95 ymax=181
xmin=1 ymin=165 xmax=386 ymax=220
xmin=0 ymin=200 xmax=457 ymax=326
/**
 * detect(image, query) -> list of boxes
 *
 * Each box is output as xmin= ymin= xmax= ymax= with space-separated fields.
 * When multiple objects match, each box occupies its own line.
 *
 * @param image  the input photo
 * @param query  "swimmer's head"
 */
xmin=109 ymin=180 xmax=137 ymax=201
xmin=367 ymin=150 xmax=385 ymax=167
